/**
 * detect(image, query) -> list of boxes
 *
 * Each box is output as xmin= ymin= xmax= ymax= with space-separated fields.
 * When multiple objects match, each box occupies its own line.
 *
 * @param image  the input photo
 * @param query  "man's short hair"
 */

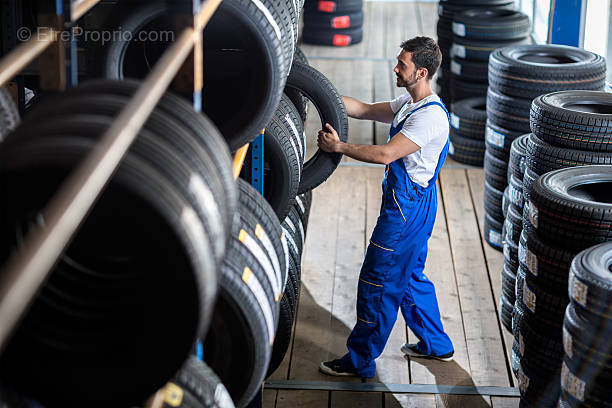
xmin=400 ymin=37 xmax=442 ymax=80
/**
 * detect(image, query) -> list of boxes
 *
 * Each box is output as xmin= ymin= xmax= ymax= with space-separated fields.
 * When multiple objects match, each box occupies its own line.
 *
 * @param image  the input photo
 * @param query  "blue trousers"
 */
xmin=340 ymin=184 xmax=453 ymax=378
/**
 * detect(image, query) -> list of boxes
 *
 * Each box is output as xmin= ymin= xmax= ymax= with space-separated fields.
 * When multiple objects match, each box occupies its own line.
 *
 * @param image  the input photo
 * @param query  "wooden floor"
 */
xmin=263 ymin=3 xmax=518 ymax=407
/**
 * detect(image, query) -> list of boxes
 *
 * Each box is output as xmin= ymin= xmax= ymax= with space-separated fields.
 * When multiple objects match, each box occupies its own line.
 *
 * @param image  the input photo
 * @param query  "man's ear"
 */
xmin=418 ymin=67 xmax=429 ymax=80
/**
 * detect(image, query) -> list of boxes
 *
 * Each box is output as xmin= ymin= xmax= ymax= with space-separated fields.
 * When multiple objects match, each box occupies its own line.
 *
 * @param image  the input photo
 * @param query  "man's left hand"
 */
xmin=317 ymin=123 xmax=342 ymax=153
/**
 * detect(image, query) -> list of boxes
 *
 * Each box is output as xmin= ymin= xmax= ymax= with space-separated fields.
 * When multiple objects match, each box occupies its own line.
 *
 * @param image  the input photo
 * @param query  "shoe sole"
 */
xmin=319 ymin=362 xmax=358 ymax=377
xmin=401 ymin=347 xmax=454 ymax=362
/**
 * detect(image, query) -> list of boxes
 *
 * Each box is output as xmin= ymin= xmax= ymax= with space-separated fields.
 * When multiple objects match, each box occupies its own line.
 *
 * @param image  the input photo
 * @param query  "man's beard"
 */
xmin=396 ymin=72 xmax=418 ymax=88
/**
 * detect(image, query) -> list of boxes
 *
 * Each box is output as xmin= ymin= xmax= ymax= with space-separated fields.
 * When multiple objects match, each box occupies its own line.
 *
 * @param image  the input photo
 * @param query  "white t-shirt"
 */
xmin=389 ymin=93 xmax=449 ymax=188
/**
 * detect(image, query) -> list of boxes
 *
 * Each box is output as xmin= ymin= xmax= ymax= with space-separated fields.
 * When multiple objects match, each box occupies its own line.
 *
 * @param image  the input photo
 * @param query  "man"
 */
xmin=317 ymin=36 xmax=454 ymax=379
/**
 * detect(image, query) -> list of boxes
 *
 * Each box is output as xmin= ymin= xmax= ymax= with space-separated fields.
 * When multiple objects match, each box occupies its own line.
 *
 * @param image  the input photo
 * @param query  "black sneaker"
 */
xmin=401 ymin=343 xmax=454 ymax=362
xmin=319 ymin=359 xmax=359 ymax=377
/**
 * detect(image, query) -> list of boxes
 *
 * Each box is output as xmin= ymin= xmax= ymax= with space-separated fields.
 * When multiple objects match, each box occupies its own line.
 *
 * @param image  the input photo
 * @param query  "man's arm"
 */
xmin=317 ymin=123 xmax=420 ymax=165
xmin=342 ymin=96 xmax=395 ymax=124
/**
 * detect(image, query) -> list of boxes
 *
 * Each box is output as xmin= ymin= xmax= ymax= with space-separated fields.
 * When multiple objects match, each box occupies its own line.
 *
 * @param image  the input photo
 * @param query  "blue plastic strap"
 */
xmin=251 ymin=132 xmax=264 ymax=195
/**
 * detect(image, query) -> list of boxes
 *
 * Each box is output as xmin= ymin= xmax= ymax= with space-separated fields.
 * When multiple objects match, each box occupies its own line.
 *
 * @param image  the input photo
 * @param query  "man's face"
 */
xmin=394 ymin=51 xmax=421 ymax=88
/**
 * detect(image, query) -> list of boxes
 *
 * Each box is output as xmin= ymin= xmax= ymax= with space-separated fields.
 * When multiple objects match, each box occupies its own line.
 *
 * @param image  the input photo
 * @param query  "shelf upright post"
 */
xmin=548 ymin=0 xmax=586 ymax=47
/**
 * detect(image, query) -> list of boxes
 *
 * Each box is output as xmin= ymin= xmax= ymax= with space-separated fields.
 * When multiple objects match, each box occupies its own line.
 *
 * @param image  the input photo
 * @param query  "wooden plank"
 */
xmin=331 ymin=391 xmax=382 ymax=408
xmin=466 ymin=169 xmax=515 ymax=386
xmin=386 ymin=394 xmax=437 ymax=408
xmin=436 ymin=394 xmax=492 ymax=407
xmin=491 ymin=397 xmax=520 ymax=408
xmin=438 ymin=169 xmax=510 ymax=387
xmin=262 ymin=389 xmax=277 ymax=408
xmin=276 ymin=390 xmax=329 ymax=408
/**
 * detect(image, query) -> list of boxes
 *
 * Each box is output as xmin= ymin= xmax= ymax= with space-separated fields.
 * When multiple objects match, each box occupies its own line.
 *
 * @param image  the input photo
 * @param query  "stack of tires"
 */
xmin=436 ymin=0 xmax=514 ymax=104
xmin=498 ymin=133 xmax=529 ymax=331
xmin=448 ymin=97 xmax=487 ymax=166
xmin=560 ymin=242 xmax=612 ymax=408
xmin=302 ymin=0 xmax=363 ymax=46
xmin=0 ymin=80 xmax=237 ymax=408
xmin=483 ymin=45 xmax=607 ymax=250
xmin=450 ymin=8 xmax=530 ymax=102
xmin=513 ymin=165 xmax=612 ymax=408
xmin=0 ymin=86 xmax=19 ymax=141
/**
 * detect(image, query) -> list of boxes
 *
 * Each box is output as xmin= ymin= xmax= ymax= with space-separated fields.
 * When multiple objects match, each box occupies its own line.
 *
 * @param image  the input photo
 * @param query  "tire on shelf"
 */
xmin=452 ymin=8 xmax=530 ymax=41
xmin=486 ymin=87 xmax=532 ymax=134
xmin=450 ymin=96 xmax=487 ymax=139
xmin=301 ymin=26 xmax=363 ymax=46
xmin=449 ymin=130 xmax=485 ymax=166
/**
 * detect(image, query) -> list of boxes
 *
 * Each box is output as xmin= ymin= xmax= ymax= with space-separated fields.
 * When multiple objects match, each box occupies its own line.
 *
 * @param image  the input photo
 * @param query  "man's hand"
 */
xmin=317 ymin=123 xmax=342 ymax=153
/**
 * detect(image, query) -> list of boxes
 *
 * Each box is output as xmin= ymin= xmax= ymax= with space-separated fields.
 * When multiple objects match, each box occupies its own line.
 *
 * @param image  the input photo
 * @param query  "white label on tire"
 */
xmin=486 ymin=126 xmax=505 ymax=148
xmin=518 ymin=365 xmax=530 ymax=393
xmin=561 ymin=361 xmax=585 ymax=402
xmin=450 ymin=112 xmax=460 ymax=129
xmin=523 ymin=280 xmax=536 ymax=314
xmin=251 ymin=0 xmax=282 ymax=41
xmin=509 ymin=183 xmax=522 ymax=208
xmin=242 ymin=266 xmax=276 ymax=345
xmin=563 ymin=326 xmax=573 ymax=358
xmin=519 ymin=156 xmax=526 ymax=174
xmin=518 ymin=242 xmax=538 ymax=276
xmin=239 ymin=229 xmax=281 ymax=300
xmin=449 ymin=142 xmax=455 ymax=155
xmin=452 ymin=22 xmax=466 ymax=36
xmin=505 ymin=219 xmax=513 ymax=242
xmin=450 ymin=60 xmax=461 ymax=75
xmin=489 ymin=229 xmax=502 ymax=246
xmin=285 ymin=113 xmax=303 ymax=159
xmin=451 ymin=44 xmax=466 ymax=59
xmin=570 ymin=274 xmax=588 ymax=308
xmin=529 ymin=203 xmax=538 ymax=228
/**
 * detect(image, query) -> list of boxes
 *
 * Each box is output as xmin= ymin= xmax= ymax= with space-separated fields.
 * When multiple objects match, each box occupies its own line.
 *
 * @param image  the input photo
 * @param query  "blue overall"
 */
xmin=339 ymin=100 xmax=454 ymax=378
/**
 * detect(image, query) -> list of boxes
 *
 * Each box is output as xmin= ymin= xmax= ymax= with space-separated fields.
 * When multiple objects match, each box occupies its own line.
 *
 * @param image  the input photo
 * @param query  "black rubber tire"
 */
xmin=508 ymin=173 xmax=524 ymax=211
xmin=166 ymin=357 xmax=235 ymax=408
xmin=485 ymin=120 xmax=524 ymax=160
xmin=450 ymin=58 xmax=488 ymax=82
xmin=484 ymin=150 xmax=508 ymax=191
xmin=203 ymin=235 xmax=278 ymax=407
xmin=452 ymin=8 xmax=530 ymax=41
xmin=451 ymin=36 xmax=530 ymax=62
xmin=101 ymin=0 xmax=287 ymax=152
xmin=285 ymin=49 xmax=309 ymax=124
xmin=488 ymin=45 xmax=607 ymax=100
xmin=266 ymin=281 xmax=296 ymax=378
xmin=501 ymin=263 xmax=517 ymax=303
xmin=503 ymin=234 xmax=519 ymax=272
xmin=560 ymin=359 xmax=612 ymax=407
xmin=450 ymin=96 xmax=487 ymax=139
xmin=522 ymin=167 xmax=538 ymax=204
xmin=502 ymin=185 xmax=510 ymax=219
xmin=508 ymin=133 xmax=530 ymax=181
xmin=301 ymin=26 xmax=363 ymax=46
xmin=0 ymin=135 xmax=213 ymax=408
xmin=527 ymin=166 xmax=612 ymax=249
xmin=563 ymin=304 xmax=612 ymax=373
xmin=504 ymin=199 xmax=522 ymax=245
xmin=450 ymin=77 xmax=488 ymax=101
xmin=568 ymin=242 xmax=612 ymax=320
xmin=283 ymin=206 xmax=305 ymax=257
xmin=277 ymin=94 xmax=306 ymax=166
xmin=486 ymin=87 xmax=532 ymax=134
xmin=484 ymin=212 xmax=503 ymax=250
xmin=449 ymin=129 xmax=485 ymax=166
xmin=0 ymin=86 xmax=19 ymax=141
xmin=285 ymin=62 xmax=348 ymax=193
xmin=530 ymin=91 xmax=612 ymax=152
xmin=304 ymin=0 xmax=363 ymax=14
xmin=499 ymin=293 xmax=514 ymax=333
xmin=294 ymin=192 xmax=312 ymax=233
xmin=484 ymin=180 xmax=504 ymax=222
xmin=303 ymin=9 xmax=363 ymax=29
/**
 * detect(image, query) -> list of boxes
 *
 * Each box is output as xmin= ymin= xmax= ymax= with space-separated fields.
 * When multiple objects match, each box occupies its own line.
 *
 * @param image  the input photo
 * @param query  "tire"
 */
xmin=502 ymin=185 xmax=510 ymax=219
xmin=504 ymin=200 xmax=522 ymax=244
xmin=167 ymin=357 xmax=235 ymax=408
xmin=0 ymin=86 xmax=19 ymax=142
xmin=286 ymin=49 xmax=310 ymax=124
xmin=285 ymin=62 xmax=349 ymax=193
xmin=267 ymin=281 xmax=295 ymax=377
xmin=301 ymin=26 xmax=363 ymax=46
xmin=0 ymin=135 xmax=214 ymax=408
xmin=277 ymin=94 xmax=306 ymax=166
xmin=499 ymin=294 xmax=514 ymax=333
xmin=451 ymin=36 xmax=529 ymax=62
xmin=485 ymin=120 xmax=524 ymax=160
xmin=294 ymin=192 xmax=312 ymax=233
xmin=450 ymin=96 xmax=487 ymax=139
xmin=486 ymin=88 xmax=532 ymax=134
xmin=449 ymin=130 xmax=485 ymax=166
xmin=501 ymin=263 xmax=517 ymax=303
xmin=516 ymin=266 xmax=569 ymax=330
xmin=303 ymin=9 xmax=363 ymax=29
xmin=484 ymin=150 xmax=508 ymax=191
xmin=521 ymin=167 xmax=538 ymax=204
xmin=488 ymin=45 xmax=607 ymax=100
xmin=508 ymin=133 xmax=530 ymax=181
xmin=283 ymin=206 xmax=305 ymax=257
xmin=450 ymin=77 xmax=488 ymax=101
xmin=503 ymin=234 xmax=519 ymax=272
xmin=563 ymin=304 xmax=612 ymax=372
xmin=484 ymin=180 xmax=504 ymax=222
xmin=450 ymin=58 xmax=488 ymax=83
xmin=101 ymin=0 xmax=287 ymax=151
xmin=560 ymin=359 xmax=612 ymax=407
xmin=304 ymin=0 xmax=363 ymax=14
xmin=484 ymin=212 xmax=503 ymax=250
xmin=508 ymin=173 xmax=524 ymax=211
xmin=568 ymin=242 xmax=612 ymax=320
xmin=527 ymin=166 xmax=612 ymax=249
xmin=203 ymin=236 xmax=278 ymax=407
xmin=452 ymin=9 xmax=530 ymax=41
xmin=530 ymin=91 xmax=612 ymax=152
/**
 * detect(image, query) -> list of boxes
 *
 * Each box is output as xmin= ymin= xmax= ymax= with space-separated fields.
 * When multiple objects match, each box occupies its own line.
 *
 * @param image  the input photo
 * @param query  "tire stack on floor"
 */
xmin=0 ymin=86 xmax=20 ymax=140
xmin=435 ymin=0 xmax=514 ymax=104
xmin=450 ymin=8 xmax=530 ymax=102
xmin=483 ymin=45 xmax=607 ymax=250
xmin=302 ymin=0 xmax=363 ymax=46
xmin=559 ymin=242 xmax=612 ymax=408
xmin=513 ymin=165 xmax=612 ymax=408
xmin=498 ymin=133 xmax=529 ymax=332
xmin=448 ymin=97 xmax=487 ymax=165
